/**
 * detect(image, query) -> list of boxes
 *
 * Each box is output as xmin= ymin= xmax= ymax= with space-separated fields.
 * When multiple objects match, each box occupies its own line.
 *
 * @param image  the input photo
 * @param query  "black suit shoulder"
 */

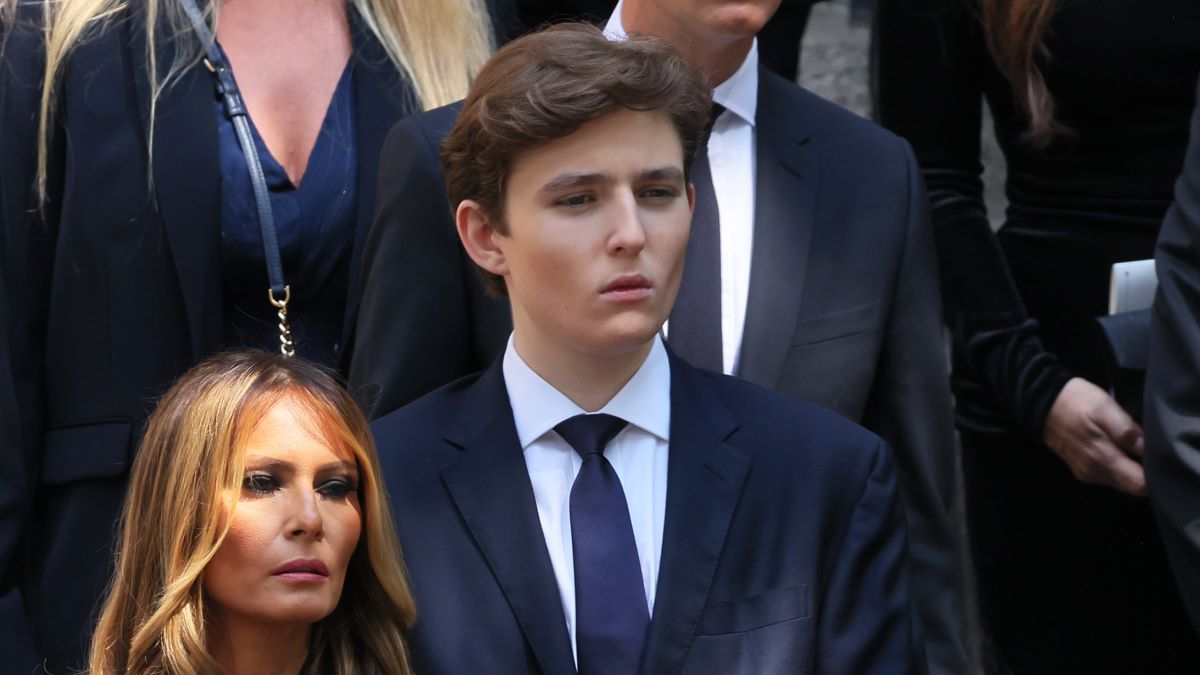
xmin=380 ymin=100 xmax=464 ymax=156
xmin=351 ymin=99 xmax=511 ymax=417
xmin=371 ymin=369 xmax=483 ymax=446
xmin=688 ymin=366 xmax=894 ymax=501
xmin=712 ymin=367 xmax=882 ymax=443
xmin=766 ymin=70 xmax=907 ymax=149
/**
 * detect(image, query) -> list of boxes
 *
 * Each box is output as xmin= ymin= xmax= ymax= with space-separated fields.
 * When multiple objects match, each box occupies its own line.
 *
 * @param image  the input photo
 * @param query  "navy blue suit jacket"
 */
xmin=372 ymin=353 xmax=922 ymax=674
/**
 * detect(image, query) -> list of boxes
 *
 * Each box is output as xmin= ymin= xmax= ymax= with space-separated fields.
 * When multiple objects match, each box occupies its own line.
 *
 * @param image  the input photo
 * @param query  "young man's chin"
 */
xmin=582 ymin=321 xmax=664 ymax=357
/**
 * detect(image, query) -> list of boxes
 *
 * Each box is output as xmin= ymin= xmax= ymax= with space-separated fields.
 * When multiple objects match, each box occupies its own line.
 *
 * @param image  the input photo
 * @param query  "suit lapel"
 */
xmin=737 ymin=69 xmax=816 ymax=389
xmin=129 ymin=13 xmax=223 ymax=360
xmin=439 ymin=362 xmax=577 ymax=675
xmin=641 ymin=355 xmax=750 ymax=675
xmin=340 ymin=17 xmax=419 ymax=347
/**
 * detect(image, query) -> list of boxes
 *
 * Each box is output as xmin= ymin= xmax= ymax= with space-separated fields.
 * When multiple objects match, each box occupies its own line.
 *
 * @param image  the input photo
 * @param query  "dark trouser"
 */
xmin=963 ymin=427 xmax=1199 ymax=675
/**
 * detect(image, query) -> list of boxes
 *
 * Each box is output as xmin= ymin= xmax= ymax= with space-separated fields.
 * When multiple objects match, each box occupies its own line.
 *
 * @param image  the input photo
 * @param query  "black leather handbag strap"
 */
xmin=178 ymin=0 xmax=296 ymax=356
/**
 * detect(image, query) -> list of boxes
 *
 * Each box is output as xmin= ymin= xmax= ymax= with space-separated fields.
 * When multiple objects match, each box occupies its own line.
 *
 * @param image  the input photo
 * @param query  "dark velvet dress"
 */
xmin=875 ymin=0 xmax=1200 ymax=672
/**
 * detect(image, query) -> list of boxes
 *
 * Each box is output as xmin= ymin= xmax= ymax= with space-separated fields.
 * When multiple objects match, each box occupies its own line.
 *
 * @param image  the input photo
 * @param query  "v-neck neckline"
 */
xmin=216 ymin=42 xmax=354 ymax=189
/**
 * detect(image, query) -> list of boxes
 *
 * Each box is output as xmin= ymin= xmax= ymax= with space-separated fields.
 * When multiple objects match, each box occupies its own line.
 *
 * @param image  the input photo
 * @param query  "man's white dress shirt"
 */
xmin=606 ymin=2 xmax=759 ymax=375
xmin=502 ymin=335 xmax=670 ymax=663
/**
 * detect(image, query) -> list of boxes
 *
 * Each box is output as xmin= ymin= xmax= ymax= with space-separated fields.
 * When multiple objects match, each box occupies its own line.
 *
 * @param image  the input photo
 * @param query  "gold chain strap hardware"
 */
xmin=268 ymin=286 xmax=296 ymax=358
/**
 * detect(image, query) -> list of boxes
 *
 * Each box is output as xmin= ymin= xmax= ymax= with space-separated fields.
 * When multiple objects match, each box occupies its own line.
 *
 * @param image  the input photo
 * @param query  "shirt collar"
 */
xmin=605 ymin=0 xmax=758 ymax=128
xmin=502 ymin=334 xmax=672 ymax=449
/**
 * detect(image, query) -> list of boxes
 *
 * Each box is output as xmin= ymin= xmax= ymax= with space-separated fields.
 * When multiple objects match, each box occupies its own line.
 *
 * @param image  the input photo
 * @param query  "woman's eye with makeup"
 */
xmin=243 ymin=473 xmax=280 ymax=495
xmin=317 ymin=478 xmax=358 ymax=500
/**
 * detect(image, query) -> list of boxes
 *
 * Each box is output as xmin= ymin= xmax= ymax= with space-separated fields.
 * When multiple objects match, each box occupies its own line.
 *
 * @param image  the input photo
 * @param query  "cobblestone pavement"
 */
xmin=798 ymin=0 xmax=873 ymax=119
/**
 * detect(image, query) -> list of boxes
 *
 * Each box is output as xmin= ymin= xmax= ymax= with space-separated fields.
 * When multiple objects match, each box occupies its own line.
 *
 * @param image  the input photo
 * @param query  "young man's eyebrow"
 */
xmin=538 ymin=171 xmax=609 ymax=193
xmin=539 ymin=166 xmax=686 ymax=194
xmin=641 ymin=166 xmax=686 ymax=183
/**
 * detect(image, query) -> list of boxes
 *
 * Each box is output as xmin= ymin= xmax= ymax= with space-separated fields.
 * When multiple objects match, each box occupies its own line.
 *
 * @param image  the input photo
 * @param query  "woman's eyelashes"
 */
xmin=241 ymin=471 xmax=358 ymax=499
xmin=244 ymin=472 xmax=280 ymax=495
xmin=316 ymin=477 xmax=358 ymax=499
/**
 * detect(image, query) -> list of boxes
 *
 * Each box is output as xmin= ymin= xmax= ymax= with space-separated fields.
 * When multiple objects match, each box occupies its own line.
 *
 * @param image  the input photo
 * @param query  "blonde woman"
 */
xmin=88 ymin=350 xmax=415 ymax=674
xmin=0 ymin=0 xmax=494 ymax=668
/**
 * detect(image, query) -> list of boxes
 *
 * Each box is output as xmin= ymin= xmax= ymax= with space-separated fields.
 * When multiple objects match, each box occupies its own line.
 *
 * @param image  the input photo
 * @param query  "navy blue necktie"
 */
xmin=555 ymin=413 xmax=648 ymax=675
xmin=669 ymin=103 xmax=726 ymax=372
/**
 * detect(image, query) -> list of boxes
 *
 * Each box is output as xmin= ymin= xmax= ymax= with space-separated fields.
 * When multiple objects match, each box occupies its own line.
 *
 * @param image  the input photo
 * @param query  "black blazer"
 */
xmin=1146 ymin=75 xmax=1200 ymax=633
xmin=0 ymin=7 xmax=415 ymax=669
xmin=350 ymin=68 xmax=966 ymax=674
xmin=372 ymin=352 xmax=922 ymax=674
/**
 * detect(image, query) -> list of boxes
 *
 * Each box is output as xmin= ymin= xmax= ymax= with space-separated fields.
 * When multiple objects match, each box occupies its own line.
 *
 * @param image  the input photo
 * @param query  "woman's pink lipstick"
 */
xmin=270 ymin=558 xmax=330 ymax=582
xmin=601 ymin=273 xmax=652 ymax=302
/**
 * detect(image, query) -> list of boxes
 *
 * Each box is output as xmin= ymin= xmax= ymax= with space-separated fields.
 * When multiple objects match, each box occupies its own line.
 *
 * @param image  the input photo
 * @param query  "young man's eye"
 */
xmin=243 ymin=473 xmax=280 ymax=495
xmin=555 ymin=193 xmax=595 ymax=207
xmin=317 ymin=478 xmax=358 ymax=500
xmin=640 ymin=186 xmax=679 ymax=199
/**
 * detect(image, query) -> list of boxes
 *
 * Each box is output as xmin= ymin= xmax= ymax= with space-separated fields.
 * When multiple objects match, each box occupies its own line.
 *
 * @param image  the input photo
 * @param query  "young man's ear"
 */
xmin=456 ymin=199 xmax=509 ymax=278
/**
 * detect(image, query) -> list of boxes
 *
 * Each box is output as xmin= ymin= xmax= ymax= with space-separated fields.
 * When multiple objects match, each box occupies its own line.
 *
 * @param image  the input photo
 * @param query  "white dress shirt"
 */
xmin=606 ymin=2 xmax=759 ymax=375
xmin=503 ymin=335 xmax=671 ymax=664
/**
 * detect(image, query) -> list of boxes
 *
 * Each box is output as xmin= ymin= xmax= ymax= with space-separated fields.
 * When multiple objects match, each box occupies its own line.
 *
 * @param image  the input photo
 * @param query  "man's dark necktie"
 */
xmin=669 ymin=103 xmax=726 ymax=372
xmin=555 ymin=413 xmax=647 ymax=675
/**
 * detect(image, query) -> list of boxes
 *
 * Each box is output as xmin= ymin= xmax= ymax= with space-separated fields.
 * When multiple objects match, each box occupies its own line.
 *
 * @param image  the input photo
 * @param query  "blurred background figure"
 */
xmin=88 ymin=351 xmax=415 ymax=674
xmin=875 ymin=0 xmax=1200 ymax=672
xmin=0 ymin=0 xmax=495 ymax=669
xmin=511 ymin=0 xmax=827 ymax=81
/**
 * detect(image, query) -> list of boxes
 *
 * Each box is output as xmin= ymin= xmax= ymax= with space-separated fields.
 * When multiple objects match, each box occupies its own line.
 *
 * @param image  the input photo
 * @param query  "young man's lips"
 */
xmin=601 ymin=274 xmax=652 ymax=296
xmin=270 ymin=558 xmax=330 ymax=581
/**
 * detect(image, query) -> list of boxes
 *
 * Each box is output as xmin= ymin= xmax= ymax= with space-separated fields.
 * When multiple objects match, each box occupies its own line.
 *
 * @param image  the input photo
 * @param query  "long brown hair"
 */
xmin=88 ymin=351 xmax=416 ymax=675
xmin=979 ymin=0 xmax=1066 ymax=147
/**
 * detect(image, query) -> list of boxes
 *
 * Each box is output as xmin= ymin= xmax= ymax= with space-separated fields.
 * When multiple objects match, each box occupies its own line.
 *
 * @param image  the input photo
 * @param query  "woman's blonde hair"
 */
xmin=88 ymin=351 xmax=416 ymax=675
xmin=0 ymin=0 xmax=494 ymax=205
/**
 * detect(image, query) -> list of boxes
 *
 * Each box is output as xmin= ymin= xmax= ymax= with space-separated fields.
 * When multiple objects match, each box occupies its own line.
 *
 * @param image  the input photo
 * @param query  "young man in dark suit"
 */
xmin=351 ymin=1 xmax=966 ymax=671
xmin=371 ymin=24 xmax=921 ymax=674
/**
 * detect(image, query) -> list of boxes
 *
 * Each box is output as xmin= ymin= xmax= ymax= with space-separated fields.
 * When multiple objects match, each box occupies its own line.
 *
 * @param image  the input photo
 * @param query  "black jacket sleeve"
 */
xmin=0 ymin=9 xmax=54 ymax=590
xmin=1145 ymin=75 xmax=1200 ymax=634
xmin=874 ymin=0 xmax=1071 ymax=439
xmin=860 ymin=139 xmax=966 ymax=675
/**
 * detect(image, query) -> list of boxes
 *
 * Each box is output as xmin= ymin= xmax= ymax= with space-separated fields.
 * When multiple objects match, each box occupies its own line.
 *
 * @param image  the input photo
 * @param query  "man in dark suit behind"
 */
xmin=371 ymin=24 xmax=921 ymax=673
xmin=351 ymin=1 xmax=966 ymax=671
xmin=1146 ymin=76 xmax=1200 ymax=633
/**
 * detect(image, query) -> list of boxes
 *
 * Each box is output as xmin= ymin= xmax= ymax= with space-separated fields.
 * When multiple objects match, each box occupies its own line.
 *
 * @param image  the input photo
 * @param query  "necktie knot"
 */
xmin=555 ymin=413 xmax=628 ymax=459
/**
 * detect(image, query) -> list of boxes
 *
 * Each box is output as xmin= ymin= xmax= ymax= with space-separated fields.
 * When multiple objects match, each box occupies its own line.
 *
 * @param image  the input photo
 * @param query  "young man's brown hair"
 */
xmin=440 ymin=22 xmax=712 ymax=297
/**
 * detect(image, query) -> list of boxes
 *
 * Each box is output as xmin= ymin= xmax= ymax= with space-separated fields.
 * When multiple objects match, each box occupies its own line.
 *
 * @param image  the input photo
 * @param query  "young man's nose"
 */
xmin=607 ymin=190 xmax=648 ymax=255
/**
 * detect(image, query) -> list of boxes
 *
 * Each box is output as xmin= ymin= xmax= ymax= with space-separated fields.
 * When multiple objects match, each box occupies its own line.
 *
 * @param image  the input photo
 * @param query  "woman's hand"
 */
xmin=1043 ymin=377 xmax=1146 ymax=496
